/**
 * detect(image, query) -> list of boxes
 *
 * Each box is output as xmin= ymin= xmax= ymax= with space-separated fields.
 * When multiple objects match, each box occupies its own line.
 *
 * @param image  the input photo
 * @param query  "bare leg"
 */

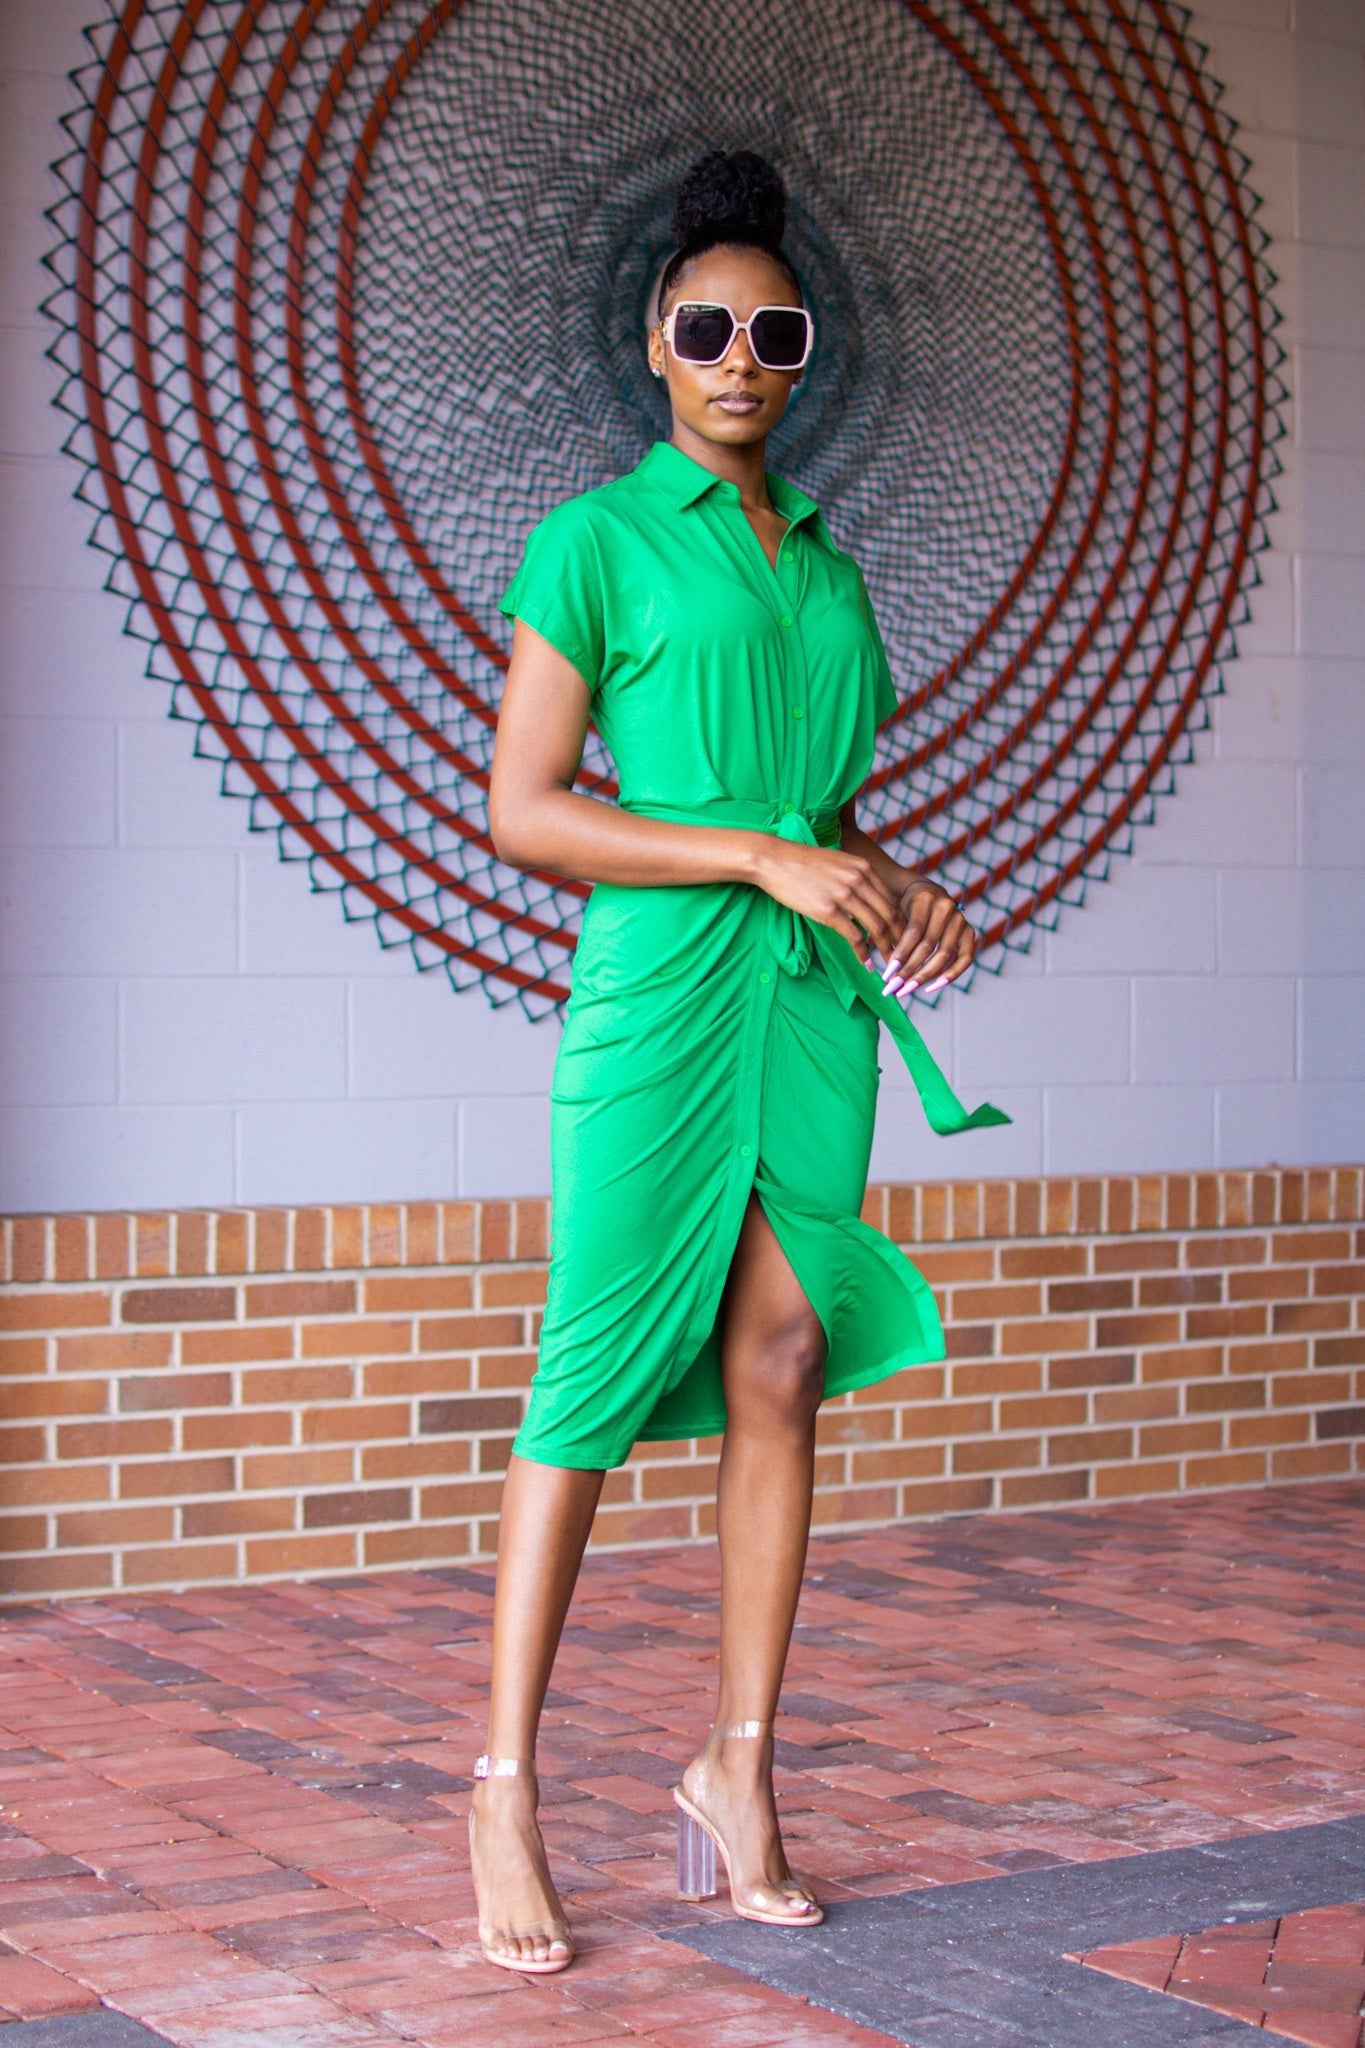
xmin=468 ymin=1453 xmax=605 ymax=1965
xmin=679 ymin=1187 xmax=825 ymax=1915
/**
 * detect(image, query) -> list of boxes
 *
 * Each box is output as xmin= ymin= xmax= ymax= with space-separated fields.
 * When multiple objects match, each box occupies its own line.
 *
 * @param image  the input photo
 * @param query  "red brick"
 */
xmin=245 ymin=1532 xmax=356 ymax=1574
xmin=5 ymin=1465 xmax=109 ymax=1506
xmin=184 ymin=1412 xmax=292 ymax=1451
xmin=1048 ymin=1352 xmax=1135 ymax=1389
xmin=1047 ymin=1427 xmax=1134 ymax=1464
xmin=362 ymin=1440 xmax=473 ymax=1480
xmin=0 ymin=1336 xmax=48 ymax=1374
xmin=182 ymin=1496 xmax=296 ymax=1538
xmin=56 ymin=1505 xmax=175 ymax=1546
xmin=1140 ymin=1421 xmax=1224 ymax=1456
xmin=122 ymin=1541 xmax=236 ymax=1584
xmin=1000 ymin=1243 xmax=1088 ymax=1278
xmin=900 ymin=1474 xmax=997 ymax=1517
xmin=93 ymin=1212 xmax=131 ymax=1278
xmin=1315 ymin=1406 xmax=1365 ymax=1440
xmin=362 ymin=1274 xmax=473 ymax=1312
xmin=1187 ymin=1377 xmax=1266 ymax=1412
xmin=897 ymin=1400 xmax=991 ymax=1439
xmin=299 ymin=1317 xmax=410 ymax=1358
xmin=242 ymin=1446 xmax=351 ymax=1488
xmin=953 ymin=1436 xmax=1041 ymax=1474
xmin=53 ymin=1215 xmax=91 ymax=1284
xmin=365 ymin=1521 xmax=474 ymax=1565
xmin=0 ymin=1290 xmax=111 ymax=1332
xmin=134 ymin=1213 xmax=171 ymax=1275
xmin=57 ymin=1417 xmax=173 ymax=1459
xmin=174 ymin=1211 xmax=211 ymax=1277
xmin=182 ymin=1324 xmax=293 ymax=1364
xmin=0 ymin=1551 xmax=113 ymax=1595
xmin=301 ymin=1401 xmax=411 ymax=1442
xmin=56 ymin=1330 xmax=172 ymax=1373
xmin=120 ymin=1285 xmax=236 ymax=1324
xmin=10 ymin=1217 xmax=48 ymax=1283
xmin=4 ymin=1377 xmax=107 ymax=1417
xmin=1048 ymin=1278 xmax=1135 ymax=1312
xmin=243 ymin=1280 xmax=356 ymax=1318
xmin=362 ymin=1354 xmax=474 ymax=1397
xmin=120 ymin=1455 xmax=234 ymax=1498
xmin=478 ymin=1269 xmax=549 ymax=1308
xmin=0 ymin=1950 xmax=98 ymax=2017
xmin=240 ymin=1364 xmax=353 ymax=1404
xmin=1094 ymin=1458 xmax=1181 ymax=1498
xmin=419 ymin=1393 xmax=525 ymax=1435
xmin=301 ymin=1486 xmax=411 ymax=1528
xmin=421 ymin=1477 xmax=528 ymax=1517
xmin=1185 ymin=1451 xmax=1268 ymax=1488
xmin=949 ymin=1283 xmax=1042 ymax=1319
xmin=1183 ymin=1234 xmax=1267 ymax=1268
xmin=118 ymin=1370 xmax=231 ymax=1412
xmin=1000 ymin=1469 xmax=1091 ymax=1506
xmin=415 ymin=1312 xmax=525 ymax=1352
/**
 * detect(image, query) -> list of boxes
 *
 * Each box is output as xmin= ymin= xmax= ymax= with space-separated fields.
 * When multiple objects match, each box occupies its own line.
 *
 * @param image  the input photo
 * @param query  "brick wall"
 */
xmin=2 ymin=1165 xmax=1362 ymax=1604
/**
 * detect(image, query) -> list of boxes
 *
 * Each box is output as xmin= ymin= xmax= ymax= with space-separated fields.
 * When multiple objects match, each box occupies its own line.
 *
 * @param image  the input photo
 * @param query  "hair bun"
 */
xmin=672 ymin=149 xmax=787 ymax=255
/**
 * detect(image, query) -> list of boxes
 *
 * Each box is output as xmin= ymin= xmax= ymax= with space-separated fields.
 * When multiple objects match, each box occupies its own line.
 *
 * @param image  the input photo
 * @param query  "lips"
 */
xmin=714 ymin=393 xmax=761 ymax=410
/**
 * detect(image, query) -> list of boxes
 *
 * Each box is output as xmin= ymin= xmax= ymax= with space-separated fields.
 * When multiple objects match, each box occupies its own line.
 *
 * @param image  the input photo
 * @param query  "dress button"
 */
xmin=759 ymin=969 xmax=772 ymax=985
xmin=792 ymin=705 xmax=804 ymax=719
xmin=781 ymin=801 xmax=794 ymax=814
xmin=739 ymin=1142 xmax=753 ymax=1157
xmin=779 ymin=613 xmax=792 ymax=627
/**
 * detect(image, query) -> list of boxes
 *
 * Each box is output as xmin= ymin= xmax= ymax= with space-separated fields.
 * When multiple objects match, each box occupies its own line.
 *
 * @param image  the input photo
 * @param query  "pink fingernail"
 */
xmin=886 ymin=957 xmax=902 ymax=974
xmin=883 ymin=975 xmax=904 ymax=996
xmin=923 ymin=975 xmax=948 ymax=992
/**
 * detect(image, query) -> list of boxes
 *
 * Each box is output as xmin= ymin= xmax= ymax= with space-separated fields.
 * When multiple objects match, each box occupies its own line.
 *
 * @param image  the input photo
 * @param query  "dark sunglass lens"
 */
xmin=750 ymin=309 xmax=808 ymax=367
xmin=673 ymin=305 xmax=735 ymax=362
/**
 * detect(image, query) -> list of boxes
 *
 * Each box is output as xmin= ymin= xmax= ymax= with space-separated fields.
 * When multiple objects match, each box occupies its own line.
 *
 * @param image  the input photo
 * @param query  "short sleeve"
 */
xmin=854 ymin=563 xmax=899 ymax=725
xmin=497 ymin=500 xmax=606 ymax=696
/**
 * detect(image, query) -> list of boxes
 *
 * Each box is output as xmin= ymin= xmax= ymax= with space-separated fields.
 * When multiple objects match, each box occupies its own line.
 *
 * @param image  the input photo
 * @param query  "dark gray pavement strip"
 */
xmin=2 ymin=2017 xmax=177 ymax=2047
xmin=663 ymin=1816 xmax=1365 ymax=2048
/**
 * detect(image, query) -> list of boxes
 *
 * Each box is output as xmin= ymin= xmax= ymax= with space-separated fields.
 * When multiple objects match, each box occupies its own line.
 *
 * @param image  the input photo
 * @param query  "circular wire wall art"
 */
xmin=44 ymin=0 xmax=1286 ymax=1021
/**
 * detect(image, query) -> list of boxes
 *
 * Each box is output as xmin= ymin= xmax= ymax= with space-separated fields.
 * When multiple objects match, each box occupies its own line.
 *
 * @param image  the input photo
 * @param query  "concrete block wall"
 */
xmin=1 ymin=0 xmax=1363 ymax=1212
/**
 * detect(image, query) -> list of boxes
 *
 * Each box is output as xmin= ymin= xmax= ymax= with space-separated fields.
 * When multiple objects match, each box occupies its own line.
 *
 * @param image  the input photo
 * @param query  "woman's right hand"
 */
xmin=752 ymin=840 xmax=903 ymax=967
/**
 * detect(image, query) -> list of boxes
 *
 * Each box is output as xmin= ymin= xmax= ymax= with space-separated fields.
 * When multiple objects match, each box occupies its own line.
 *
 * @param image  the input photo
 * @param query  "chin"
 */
xmin=698 ymin=408 xmax=772 ymax=442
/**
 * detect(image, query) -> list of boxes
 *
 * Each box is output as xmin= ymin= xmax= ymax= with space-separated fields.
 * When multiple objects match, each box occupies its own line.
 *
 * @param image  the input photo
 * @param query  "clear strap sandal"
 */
xmin=673 ymin=1717 xmax=824 ymax=1925
xmin=468 ymin=1753 xmax=575 ymax=1974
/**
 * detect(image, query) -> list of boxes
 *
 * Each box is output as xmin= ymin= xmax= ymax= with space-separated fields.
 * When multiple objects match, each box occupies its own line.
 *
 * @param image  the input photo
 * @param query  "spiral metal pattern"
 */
xmin=44 ymin=0 xmax=1286 ymax=1018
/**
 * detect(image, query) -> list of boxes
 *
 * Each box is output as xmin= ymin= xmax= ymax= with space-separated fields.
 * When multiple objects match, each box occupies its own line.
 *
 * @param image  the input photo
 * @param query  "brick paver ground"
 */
xmin=1076 ymin=1902 xmax=1365 ymax=2048
xmin=0 ymin=1479 xmax=1361 ymax=2047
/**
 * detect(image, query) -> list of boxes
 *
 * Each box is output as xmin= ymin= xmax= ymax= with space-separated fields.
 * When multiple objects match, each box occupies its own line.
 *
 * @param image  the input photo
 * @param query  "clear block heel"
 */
xmin=677 ymin=1797 xmax=719 ymax=1899
xmin=672 ymin=1716 xmax=824 ymax=1925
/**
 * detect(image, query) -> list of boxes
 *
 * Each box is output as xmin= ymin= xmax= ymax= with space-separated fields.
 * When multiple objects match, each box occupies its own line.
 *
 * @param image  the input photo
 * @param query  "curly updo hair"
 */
xmin=656 ymin=149 xmax=803 ymax=319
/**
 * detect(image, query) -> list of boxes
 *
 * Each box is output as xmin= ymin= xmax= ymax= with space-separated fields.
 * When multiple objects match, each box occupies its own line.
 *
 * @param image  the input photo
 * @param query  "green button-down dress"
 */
xmin=497 ymin=437 xmax=1010 ymax=1469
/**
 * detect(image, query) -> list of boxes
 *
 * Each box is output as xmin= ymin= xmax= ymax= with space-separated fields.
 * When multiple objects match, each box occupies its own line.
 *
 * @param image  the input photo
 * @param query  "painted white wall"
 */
xmin=1 ymin=0 xmax=1362 ymax=1212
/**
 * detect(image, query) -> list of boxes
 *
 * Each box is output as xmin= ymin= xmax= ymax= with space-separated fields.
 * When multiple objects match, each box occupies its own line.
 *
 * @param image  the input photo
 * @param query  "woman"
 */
xmin=469 ymin=148 xmax=1009 ymax=1975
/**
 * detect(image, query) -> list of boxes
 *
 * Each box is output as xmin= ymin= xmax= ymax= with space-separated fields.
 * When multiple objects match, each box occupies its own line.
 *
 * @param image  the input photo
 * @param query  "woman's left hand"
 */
xmin=879 ymin=874 xmax=978 ymax=997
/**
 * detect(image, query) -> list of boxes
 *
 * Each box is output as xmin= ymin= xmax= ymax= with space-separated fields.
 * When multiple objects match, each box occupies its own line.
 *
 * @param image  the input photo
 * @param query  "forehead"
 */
xmin=668 ymin=242 xmax=800 ymax=309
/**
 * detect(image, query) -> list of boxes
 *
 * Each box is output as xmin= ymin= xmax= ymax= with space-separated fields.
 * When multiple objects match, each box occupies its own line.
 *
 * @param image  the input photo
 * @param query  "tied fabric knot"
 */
xmin=766 ymin=804 xmax=829 ymax=979
xmin=612 ymin=791 xmax=1012 ymax=1136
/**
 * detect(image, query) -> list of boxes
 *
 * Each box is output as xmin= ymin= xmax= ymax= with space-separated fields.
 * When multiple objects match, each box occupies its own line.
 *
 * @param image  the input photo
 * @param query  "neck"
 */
xmin=667 ymin=423 xmax=771 ymax=511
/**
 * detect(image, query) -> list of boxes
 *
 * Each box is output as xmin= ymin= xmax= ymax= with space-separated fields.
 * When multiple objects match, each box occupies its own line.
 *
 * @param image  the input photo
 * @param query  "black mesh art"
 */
xmin=43 ymin=0 xmax=1286 ymax=1021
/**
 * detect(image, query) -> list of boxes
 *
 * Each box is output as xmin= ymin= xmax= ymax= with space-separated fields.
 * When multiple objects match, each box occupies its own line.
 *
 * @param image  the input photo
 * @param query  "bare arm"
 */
xmin=491 ymin=619 xmax=768 ymax=888
xmin=489 ymin=620 xmax=904 ymax=963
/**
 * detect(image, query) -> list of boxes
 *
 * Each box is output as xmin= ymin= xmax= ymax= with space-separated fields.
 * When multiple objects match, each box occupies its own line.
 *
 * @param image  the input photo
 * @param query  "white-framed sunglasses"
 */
xmin=657 ymin=299 xmax=815 ymax=372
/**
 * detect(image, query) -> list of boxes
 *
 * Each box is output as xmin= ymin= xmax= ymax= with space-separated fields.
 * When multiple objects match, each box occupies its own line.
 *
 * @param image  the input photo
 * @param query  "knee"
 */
xmin=738 ymin=1319 xmax=827 ymax=1428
